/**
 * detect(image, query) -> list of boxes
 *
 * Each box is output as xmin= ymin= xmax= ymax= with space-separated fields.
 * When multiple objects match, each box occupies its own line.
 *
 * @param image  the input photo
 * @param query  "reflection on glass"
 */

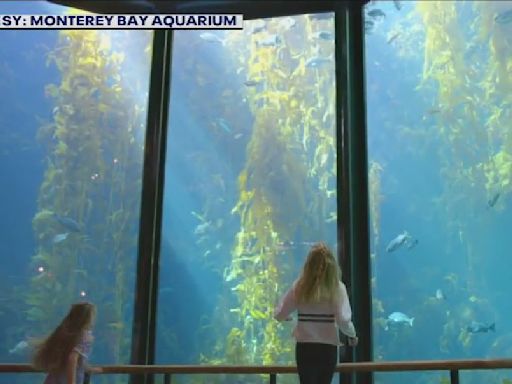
xmin=0 ymin=2 xmax=151 ymax=384
xmin=157 ymin=12 xmax=336 ymax=383
xmin=366 ymin=1 xmax=512 ymax=383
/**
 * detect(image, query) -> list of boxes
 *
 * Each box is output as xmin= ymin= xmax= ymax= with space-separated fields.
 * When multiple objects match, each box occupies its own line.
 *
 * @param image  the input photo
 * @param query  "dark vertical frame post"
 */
xmin=130 ymin=29 xmax=173 ymax=384
xmin=335 ymin=2 xmax=373 ymax=384
xmin=335 ymin=4 xmax=354 ymax=384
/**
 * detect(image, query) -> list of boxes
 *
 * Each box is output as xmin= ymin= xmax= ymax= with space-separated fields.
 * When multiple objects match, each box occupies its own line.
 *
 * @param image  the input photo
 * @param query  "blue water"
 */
xmin=0 ymin=4 xmax=60 ymax=384
xmin=0 ymin=1 xmax=151 ymax=383
xmin=366 ymin=1 xmax=512 ymax=383
xmin=1 ymin=1 xmax=512 ymax=384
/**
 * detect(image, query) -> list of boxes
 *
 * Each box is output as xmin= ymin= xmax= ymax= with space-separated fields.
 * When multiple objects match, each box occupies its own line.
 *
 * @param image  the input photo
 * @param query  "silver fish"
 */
xmin=387 ymin=32 xmax=400 ymax=44
xmin=194 ymin=221 xmax=211 ymax=235
xmin=52 ymin=232 xmax=69 ymax=244
xmin=385 ymin=231 xmax=411 ymax=252
xmin=367 ymin=9 xmax=386 ymax=18
xmin=487 ymin=192 xmax=500 ymax=208
xmin=256 ymin=34 xmax=281 ymax=47
xmin=466 ymin=321 xmax=495 ymax=333
xmin=385 ymin=312 xmax=414 ymax=330
xmin=52 ymin=213 xmax=81 ymax=232
xmin=244 ymin=79 xmax=263 ymax=87
xmin=312 ymin=30 xmax=334 ymax=41
xmin=365 ymin=20 xmax=375 ymax=33
xmin=435 ymin=289 xmax=446 ymax=300
xmin=305 ymin=55 xmax=332 ymax=68
xmin=9 ymin=340 xmax=29 ymax=355
xmin=216 ymin=118 xmax=231 ymax=133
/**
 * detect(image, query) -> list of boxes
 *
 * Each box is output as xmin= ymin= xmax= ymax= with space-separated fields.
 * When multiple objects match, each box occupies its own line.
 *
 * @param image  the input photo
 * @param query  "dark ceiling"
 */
xmin=47 ymin=0 xmax=370 ymax=20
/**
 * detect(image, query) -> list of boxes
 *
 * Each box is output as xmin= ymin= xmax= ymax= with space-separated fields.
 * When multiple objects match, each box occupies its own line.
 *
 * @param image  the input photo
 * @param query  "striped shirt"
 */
xmin=274 ymin=280 xmax=357 ymax=346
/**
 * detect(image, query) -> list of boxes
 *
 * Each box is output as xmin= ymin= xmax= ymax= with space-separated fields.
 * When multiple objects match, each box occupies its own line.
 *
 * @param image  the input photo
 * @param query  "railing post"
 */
xmin=164 ymin=373 xmax=172 ymax=384
xmin=83 ymin=372 xmax=90 ymax=384
xmin=269 ymin=373 xmax=276 ymax=384
xmin=450 ymin=370 xmax=459 ymax=384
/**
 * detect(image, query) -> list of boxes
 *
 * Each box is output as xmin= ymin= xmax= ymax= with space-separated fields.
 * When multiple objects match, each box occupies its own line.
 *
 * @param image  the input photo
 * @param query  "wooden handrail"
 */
xmin=2 ymin=359 xmax=512 ymax=374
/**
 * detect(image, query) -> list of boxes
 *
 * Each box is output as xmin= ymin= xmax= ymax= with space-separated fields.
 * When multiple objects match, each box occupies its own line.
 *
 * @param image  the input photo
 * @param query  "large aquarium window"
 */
xmin=365 ymin=1 xmax=512 ymax=383
xmin=0 ymin=1 xmax=152 ymax=384
xmin=156 ymin=12 xmax=337 ymax=383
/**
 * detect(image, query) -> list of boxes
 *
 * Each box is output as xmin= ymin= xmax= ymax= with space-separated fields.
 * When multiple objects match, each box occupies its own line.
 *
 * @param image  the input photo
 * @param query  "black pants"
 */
xmin=295 ymin=342 xmax=338 ymax=384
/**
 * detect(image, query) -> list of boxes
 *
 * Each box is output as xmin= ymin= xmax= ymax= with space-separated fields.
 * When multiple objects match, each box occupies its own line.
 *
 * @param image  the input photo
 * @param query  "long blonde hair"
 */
xmin=33 ymin=302 xmax=95 ymax=373
xmin=295 ymin=243 xmax=341 ymax=304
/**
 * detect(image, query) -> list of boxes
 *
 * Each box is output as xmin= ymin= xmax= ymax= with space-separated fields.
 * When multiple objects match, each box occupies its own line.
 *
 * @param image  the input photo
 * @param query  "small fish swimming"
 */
xmin=52 ymin=213 xmax=81 ymax=232
xmin=494 ymin=9 xmax=512 ymax=24
xmin=387 ymin=32 xmax=400 ymax=44
xmin=199 ymin=32 xmax=225 ymax=45
xmin=312 ymin=30 xmax=334 ymax=41
xmin=367 ymin=9 xmax=386 ymax=18
xmin=426 ymin=108 xmax=442 ymax=115
xmin=256 ymin=34 xmax=281 ymax=47
xmin=53 ymin=105 xmax=75 ymax=116
xmin=393 ymin=0 xmax=402 ymax=11
xmin=308 ymin=13 xmax=333 ymax=21
xmin=365 ymin=20 xmax=375 ymax=33
xmin=385 ymin=231 xmax=411 ymax=252
xmin=305 ymin=55 xmax=332 ymax=68
xmin=275 ymin=240 xmax=316 ymax=252
xmin=385 ymin=312 xmax=414 ymax=330
xmin=9 ymin=340 xmax=29 ymax=355
xmin=107 ymin=321 xmax=124 ymax=330
xmin=194 ymin=221 xmax=211 ymax=236
xmin=487 ymin=192 xmax=500 ymax=208
xmin=52 ymin=232 xmax=69 ymax=244
xmin=216 ymin=118 xmax=232 ymax=133
xmin=466 ymin=321 xmax=495 ymax=333
xmin=191 ymin=210 xmax=207 ymax=222
xmin=244 ymin=79 xmax=263 ymax=87
xmin=435 ymin=289 xmax=446 ymax=300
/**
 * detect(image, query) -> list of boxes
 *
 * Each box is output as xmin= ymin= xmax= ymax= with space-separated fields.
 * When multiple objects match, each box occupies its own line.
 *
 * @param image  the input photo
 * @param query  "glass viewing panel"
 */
xmin=0 ymin=2 xmax=152 ymax=384
xmin=156 ymin=12 xmax=338 ymax=384
xmin=365 ymin=1 xmax=512 ymax=384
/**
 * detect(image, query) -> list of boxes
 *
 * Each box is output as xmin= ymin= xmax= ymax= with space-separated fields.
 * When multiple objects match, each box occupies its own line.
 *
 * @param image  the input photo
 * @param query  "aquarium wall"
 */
xmin=155 ymin=13 xmax=339 ymax=384
xmin=365 ymin=1 xmax=512 ymax=384
xmin=0 ymin=1 xmax=152 ymax=384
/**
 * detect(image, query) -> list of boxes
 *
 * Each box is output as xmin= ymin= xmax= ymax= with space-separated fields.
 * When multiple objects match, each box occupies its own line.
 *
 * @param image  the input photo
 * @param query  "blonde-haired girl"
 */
xmin=274 ymin=242 xmax=358 ymax=384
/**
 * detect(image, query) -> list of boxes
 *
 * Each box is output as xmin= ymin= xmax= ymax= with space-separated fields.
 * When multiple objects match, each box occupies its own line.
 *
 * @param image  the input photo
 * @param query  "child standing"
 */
xmin=274 ymin=242 xmax=358 ymax=384
xmin=33 ymin=302 xmax=102 ymax=384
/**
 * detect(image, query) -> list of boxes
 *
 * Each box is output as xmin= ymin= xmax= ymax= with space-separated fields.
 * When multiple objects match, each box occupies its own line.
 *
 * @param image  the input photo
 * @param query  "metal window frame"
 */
xmin=130 ymin=29 xmax=172 ymax=384
xmin=335 ymin=3 xmax=372 ymax=384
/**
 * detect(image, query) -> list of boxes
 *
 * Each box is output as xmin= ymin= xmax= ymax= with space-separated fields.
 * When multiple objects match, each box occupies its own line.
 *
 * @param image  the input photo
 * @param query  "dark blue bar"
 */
xmin=129 ymin=29 xmax=172 ymax=384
